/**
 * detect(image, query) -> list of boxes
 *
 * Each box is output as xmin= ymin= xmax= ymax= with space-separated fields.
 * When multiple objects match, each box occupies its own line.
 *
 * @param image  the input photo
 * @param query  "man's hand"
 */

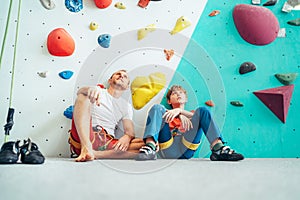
xmin=113 ymin=134 xmax=132 ymax=152
xmin=87 ymin=86 xmax=101 ymax=106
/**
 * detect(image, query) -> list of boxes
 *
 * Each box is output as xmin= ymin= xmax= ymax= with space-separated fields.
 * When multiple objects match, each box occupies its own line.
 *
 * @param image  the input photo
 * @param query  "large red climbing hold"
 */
xmin=47 ymin=28 xmax=75 ymax=56
xmin=233 ymin=4 xmax=279 ymax=45
xmin=94 ymin=0 xmax=112 ymax=9
xmin=253 ymin=85 xmax=294 ymax=123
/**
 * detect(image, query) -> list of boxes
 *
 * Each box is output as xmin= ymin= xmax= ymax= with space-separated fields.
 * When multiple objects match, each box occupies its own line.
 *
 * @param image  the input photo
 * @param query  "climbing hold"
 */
xmin=63 ymin=105 xmax=74 ymax=119
xmin=137 ymin=24 xmax=156 ymax=40
xmin=164 ymin=49 xmax=174 ymax=61
xmin=37 ymin=71 xmax=48 ymax=78
xmin=138 ymin=0 xmax=161 ymax=8
xmin=230 ymin=101 xmax=244 ymax=107
xmin=115 ymin=2 xmax=126 ymax=9
xmin=94 ymin=0 xmax=112 ymax=9
xmin=59 ymin=70 xmax=74 ymax=80
xmin=277 ymin=28 xmax=286 ymax=38
xmin=287 ymin=18 xmax=300 ymax=26
xmin=89 ymin=22 xmax=99 ymax=31
xmin=170 ymin=16 xmax=191 ymax=35
xmin=205 ymin=100 xmax=215 ymax=107
xmin=98 ymin=34 xmax=111 ymax=48
xmin=209 ymin=10 xmax=220 ymax=17
xmin=233 ymin=4 xmax=279 ymax=45
xmin=65 ymin=0 xmax=83 ymax=12
xmin=252 ymin=0 xmax=261 ymax=5
xmin=138 ymin=0 xmax=150 ymax=8
xmin=39 ymin=0 xmax=55 ymax=10
xmin=253 ymin=85 xmax=294 ymax=123
xmin=47 ymin=28 xmax=75 ymax=56
xmin=275 ymin=73 xmax=298 ymax=85
xmin=131 ymin=72 xmax=166 ymax=110
xmin=263 ymin=0 xmax=277 ymax=6
xmin=239 ymin=62 xmax=256 ymax=74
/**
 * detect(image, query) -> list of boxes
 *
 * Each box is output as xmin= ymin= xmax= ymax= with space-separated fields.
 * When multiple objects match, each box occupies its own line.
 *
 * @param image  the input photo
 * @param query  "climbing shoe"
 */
xmin=0 ymin=140 xmax=21 ymax=164
xmin=135 ymin=144 xmax=157 ymax=161
xmin=210 ymin=146 xmax=244 ymax=161
xmin=20 ymin=138 xmax=45 ymax=164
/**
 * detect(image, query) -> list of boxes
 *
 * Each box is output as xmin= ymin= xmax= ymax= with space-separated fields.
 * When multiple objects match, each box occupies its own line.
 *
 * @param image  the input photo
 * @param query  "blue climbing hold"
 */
xmin=59 ymin=70 xmax=74 ymax=79
xmin=63 ymin=105 xmax=74 ymax=119
xmin=98 ymin=34 xmax=111 ymax=48
xmin=65 ymin=0 xmax=83 ymax=12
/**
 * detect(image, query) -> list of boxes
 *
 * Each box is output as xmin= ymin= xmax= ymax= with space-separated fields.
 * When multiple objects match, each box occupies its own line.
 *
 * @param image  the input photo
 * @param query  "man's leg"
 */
xmin=73 ymin=94 xmax=94 ymax=162
xmin=93 ymin=138 xmax=145 ymax=159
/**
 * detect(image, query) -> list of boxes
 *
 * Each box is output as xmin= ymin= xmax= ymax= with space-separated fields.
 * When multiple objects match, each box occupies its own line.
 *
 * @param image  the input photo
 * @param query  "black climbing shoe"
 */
xmin=135 ymin=145 xmax=157 ymax=161
xmin=20 ymin=138 xmax=45 ymax=164
xmin=0 ymin=140 xmax=21 ymax=164
xmin=210 ymin=146 xmax=244 ymax=161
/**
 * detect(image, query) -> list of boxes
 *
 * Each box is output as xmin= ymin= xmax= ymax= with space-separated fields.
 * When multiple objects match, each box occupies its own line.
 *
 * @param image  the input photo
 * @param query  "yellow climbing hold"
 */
xmin=89 ymin=22 xmax=99 ymax=31
xmin=114 ymin=2 xmax=126 ymax=9
xmin=137 ymin=24 xmax=156 ymax=40
xmin=131 ymin=72 xmax=166 ymax=110
xmin=170 ymin=16 xmax=191 ymax=35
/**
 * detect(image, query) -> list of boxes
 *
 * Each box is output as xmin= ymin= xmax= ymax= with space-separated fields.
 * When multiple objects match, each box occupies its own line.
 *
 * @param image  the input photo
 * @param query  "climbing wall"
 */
xmin=0 ymin=0 xmax=208 ymax=157
xmin=0 ymin=0 xmax=299 ymax=158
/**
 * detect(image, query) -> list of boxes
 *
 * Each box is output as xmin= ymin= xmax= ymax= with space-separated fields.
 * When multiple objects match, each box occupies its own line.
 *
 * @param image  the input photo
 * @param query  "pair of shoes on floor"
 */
xmin=0 ymin=138 xmax=45 ymax=164
xmin=210 ymin=145 xmax=244 ymax=161
xmin=135 ymin=144 xmax=157 ymax=161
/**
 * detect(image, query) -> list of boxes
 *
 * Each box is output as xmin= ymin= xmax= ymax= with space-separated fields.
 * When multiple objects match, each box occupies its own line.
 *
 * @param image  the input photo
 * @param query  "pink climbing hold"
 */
xmin=94 ymin=0 xmax=112 ymax=9
xmin=253 ymin=85 xmax=294 ymax=123
xmin=233 ymin=4 xmax=279 ymax=46
xmin=47 ymin=28 xmax=75 ymax=56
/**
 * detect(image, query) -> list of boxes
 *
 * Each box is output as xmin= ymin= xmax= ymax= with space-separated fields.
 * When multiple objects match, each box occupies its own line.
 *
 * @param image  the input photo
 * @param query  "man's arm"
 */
xmin=77 ymin=86 xmax=101 ymax=106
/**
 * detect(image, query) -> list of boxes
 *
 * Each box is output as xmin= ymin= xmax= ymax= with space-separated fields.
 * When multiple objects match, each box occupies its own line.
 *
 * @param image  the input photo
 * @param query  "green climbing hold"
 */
xmin=287 ymin=18 xmax=300 ymax=26
xmin=275 ymin=73 xmax=298 ymax=85
xmin=230 ymin=101 xmax=244 ymax=107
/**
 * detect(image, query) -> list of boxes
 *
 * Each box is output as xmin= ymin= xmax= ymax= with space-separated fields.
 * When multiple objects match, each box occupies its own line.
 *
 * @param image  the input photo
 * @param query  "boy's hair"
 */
xmin=166 ymin=85 xmax=187 ymax=100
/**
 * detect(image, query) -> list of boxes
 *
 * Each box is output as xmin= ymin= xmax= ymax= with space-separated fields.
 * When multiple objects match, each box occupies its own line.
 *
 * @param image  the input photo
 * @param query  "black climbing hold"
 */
xmin=239 ymin=62 xmax=256 ymax=74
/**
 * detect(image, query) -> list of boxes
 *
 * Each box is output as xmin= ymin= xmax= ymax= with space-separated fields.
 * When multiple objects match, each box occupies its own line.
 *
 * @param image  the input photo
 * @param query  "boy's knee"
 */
xmin=150 ymin=104 xmax=166 ymax=112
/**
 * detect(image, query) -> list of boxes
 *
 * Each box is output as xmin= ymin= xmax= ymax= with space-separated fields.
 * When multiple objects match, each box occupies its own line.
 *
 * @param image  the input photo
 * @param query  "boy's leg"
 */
xmin=182 ymin=107 xmax=243 ymax=161
xmin=135 ymin=104 xmax=167 ymax=160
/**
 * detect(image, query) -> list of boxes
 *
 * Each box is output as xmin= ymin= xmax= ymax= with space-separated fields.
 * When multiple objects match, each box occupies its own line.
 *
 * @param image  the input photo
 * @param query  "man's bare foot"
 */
xmin=75 ymin=146 xmax=95 ymax=162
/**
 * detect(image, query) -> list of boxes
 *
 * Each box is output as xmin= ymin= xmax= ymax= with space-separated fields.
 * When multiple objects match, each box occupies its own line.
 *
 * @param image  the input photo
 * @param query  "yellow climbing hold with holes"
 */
xmin=131 ymin=72 xmax=166 ymax=110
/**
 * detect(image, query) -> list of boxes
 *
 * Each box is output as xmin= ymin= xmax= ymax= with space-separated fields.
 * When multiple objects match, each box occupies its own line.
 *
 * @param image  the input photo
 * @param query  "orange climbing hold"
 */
xmin=94 ymin=0 xmax=112 ymax=9
xmin=205 ymin=100 xmax=215 ymax=107
xmin=47 ymin=28 xmax=75 ymax=56
xmin=138 ymin=0 xmax=150 ymax=8
xmin=164 ymin=49 xmax=174 ymax=61
xmin=209 ymin=10 xmax=220 ymax=17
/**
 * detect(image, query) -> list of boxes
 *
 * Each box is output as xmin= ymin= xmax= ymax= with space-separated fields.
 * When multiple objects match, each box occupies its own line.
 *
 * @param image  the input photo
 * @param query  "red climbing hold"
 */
xmin=94 ymin=0 xmax=112 ymax=9
xmin=47 ymin=28 xmax=75 ymax=56
xmin=138 ymin=0 xmax=150 ymax=8
xmin=253 ymin=85 xmax=294 ymax=123
xmin=233 ymin=4 xmax=279 ymax=45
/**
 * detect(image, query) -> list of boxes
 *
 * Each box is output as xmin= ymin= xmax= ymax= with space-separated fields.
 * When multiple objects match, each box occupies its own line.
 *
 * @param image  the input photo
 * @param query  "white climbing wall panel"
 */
xmin=0 ymin=0 xmax=207 ymax=157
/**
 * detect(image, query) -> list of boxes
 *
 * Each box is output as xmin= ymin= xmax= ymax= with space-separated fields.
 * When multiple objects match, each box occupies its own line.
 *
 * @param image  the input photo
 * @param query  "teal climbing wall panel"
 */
xmin=178 ymin=0 xmax=300 ymax=158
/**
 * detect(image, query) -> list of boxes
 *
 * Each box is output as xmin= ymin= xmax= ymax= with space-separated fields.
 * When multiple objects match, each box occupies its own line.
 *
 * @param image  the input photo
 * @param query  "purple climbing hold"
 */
xmin=239 ymin=62 xmax=256 ymax=74
xmin=233 ymin=4 xmax=279 ymax=46
xmin=98 ymin=34 xmax=111 ymax=48
xmin=59 ymin=70 xmax=74 ymax=79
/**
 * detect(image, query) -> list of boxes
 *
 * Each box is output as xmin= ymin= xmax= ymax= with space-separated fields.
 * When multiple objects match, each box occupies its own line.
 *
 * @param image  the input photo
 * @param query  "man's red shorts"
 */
xmin=68 ymin=118 xmax=118 ymax=157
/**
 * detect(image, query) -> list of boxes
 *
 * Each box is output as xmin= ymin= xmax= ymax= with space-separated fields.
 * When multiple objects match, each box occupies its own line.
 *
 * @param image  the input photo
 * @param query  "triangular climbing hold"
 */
xmin=253 ymin=85 xmax=294 ymax=123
